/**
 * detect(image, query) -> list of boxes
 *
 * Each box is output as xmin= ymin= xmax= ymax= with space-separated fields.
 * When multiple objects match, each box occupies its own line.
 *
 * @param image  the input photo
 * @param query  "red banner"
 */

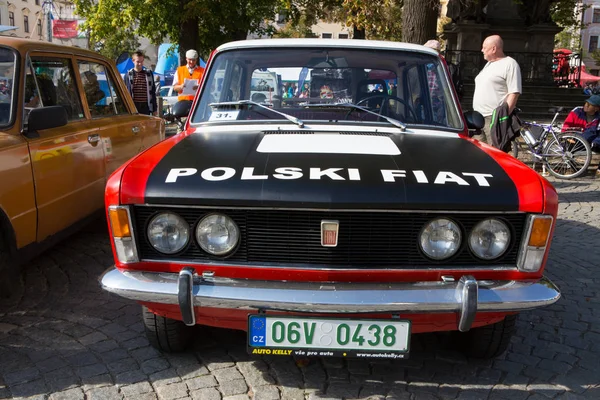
xmin=52 ymin=20 xmax=78 ymax=39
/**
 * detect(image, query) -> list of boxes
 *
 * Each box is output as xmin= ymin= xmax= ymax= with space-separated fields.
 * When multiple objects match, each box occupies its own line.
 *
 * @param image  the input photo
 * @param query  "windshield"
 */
xmin=0 ymin=47 xmax=17 ymax=127
xmin=160 ymin=86 xmax=171 ymax=97
xmin=191 ymin=47 xmax=463 ymax=130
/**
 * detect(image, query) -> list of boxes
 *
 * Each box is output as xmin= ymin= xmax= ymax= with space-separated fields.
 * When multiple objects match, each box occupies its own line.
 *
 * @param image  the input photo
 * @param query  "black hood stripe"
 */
xmin=144 ymin=131 xmax=520 ymax=211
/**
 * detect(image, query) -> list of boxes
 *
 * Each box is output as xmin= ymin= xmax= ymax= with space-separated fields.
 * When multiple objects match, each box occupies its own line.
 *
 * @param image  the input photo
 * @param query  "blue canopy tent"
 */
xmin=116 ymin=58 xmax=134 ymax=76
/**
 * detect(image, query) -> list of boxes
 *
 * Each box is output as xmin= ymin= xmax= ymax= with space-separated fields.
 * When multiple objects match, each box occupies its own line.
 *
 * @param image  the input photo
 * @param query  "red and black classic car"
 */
xmin=100 ymin=39 xmax=560 ymax=359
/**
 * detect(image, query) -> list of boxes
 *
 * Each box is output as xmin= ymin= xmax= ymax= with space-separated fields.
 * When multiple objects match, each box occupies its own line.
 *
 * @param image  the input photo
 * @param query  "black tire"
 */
xmin=544 ymin=133 xmax=592 ymax=179
xmin=143 ymin=306 xmax=193 ymax=352
xmin=0 ymin=220 xmax=20 ymax=299
xmin=456 ymin=314 xmax=517 ymax=359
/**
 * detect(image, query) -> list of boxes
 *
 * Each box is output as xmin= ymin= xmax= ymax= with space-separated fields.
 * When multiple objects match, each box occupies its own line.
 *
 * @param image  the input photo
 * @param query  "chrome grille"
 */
xmin=133 ymin=207 xmax=526 ymax=268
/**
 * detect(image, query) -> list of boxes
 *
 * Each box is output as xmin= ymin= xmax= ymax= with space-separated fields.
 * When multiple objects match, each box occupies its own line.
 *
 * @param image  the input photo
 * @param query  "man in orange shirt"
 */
xmin=172 ymin=49 xmax=205 ymax=101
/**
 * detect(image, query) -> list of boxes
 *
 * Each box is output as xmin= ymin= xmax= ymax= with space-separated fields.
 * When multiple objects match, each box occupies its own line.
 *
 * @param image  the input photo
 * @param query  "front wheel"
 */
xmin=455 ymin=315 xmax=517 ymax=359
xmin=544 ymin=133 xmax=592 ymax=179
xmin=143 ymin=306 xmax=194 ymax=352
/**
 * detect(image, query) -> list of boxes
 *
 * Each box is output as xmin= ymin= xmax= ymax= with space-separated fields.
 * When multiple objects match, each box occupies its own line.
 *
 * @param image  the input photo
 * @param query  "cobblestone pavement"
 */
xmin=1 ymin=177 xmax=599 ymax=400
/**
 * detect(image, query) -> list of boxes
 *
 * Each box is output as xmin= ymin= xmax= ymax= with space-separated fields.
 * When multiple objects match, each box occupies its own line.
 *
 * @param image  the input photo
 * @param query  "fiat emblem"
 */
xmin=321 ymin=220 xmax=339 ymax=247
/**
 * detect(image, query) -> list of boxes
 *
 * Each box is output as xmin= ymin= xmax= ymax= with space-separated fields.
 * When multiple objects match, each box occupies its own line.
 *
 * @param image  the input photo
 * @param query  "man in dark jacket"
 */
xmin=123 ymin=51 xmax=158 ymax=115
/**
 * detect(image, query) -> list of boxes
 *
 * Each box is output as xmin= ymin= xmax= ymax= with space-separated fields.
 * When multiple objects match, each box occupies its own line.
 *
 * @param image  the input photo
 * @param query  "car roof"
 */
xmin=0 ymin=37 xmax=111 ymax=61
xmin=216 ymin=39 xmax=438 ymax=56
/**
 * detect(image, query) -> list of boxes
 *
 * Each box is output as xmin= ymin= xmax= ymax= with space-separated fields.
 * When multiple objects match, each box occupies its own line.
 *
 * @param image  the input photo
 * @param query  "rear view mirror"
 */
xmin=25 ymin=106 xmax=68 ymax=137
xmin=172 ymin=100 xmax=192 ymax=118
xmin=464 ymin=110 xmax=484 ymax=132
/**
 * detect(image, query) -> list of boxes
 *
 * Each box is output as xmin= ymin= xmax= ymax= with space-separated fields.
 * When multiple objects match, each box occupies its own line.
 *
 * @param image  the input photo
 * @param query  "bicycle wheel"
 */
xmin=543 ymin=133 xmax=592 ymax=179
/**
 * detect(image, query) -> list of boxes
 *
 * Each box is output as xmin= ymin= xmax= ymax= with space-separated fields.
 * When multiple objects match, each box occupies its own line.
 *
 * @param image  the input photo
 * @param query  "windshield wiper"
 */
xmin=303 ymin=103 xmax=406 ymax=132
xmin=209 ymin=100 xmax=305 ymax=128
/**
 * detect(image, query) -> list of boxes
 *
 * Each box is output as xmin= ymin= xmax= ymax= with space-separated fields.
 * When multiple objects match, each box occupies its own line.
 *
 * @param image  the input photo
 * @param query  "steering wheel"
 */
xmin=351 ymin=94 xmax=417 ymax=122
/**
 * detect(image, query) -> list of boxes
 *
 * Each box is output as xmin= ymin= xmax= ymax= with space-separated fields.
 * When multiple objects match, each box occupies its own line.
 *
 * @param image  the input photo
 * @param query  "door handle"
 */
xmin=132 ymin=126 xmax=140 ymax=134
xmin=88 ymin=134 xmax=100 ymax=145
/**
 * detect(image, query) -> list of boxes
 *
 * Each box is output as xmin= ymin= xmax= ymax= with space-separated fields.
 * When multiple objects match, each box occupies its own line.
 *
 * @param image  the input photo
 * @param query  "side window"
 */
xmin=26 ymin=56 xmax=85 ymax=122
xmin=78 ymin=60 xmax=128 ymax=118
xmin=228 ymin=63 xmax=243 ymax=102
xmin=405 ymin=66 xmax=426 ymax=123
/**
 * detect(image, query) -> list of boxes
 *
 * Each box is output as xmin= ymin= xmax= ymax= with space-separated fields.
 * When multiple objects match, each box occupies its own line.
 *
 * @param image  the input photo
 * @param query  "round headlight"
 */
xmin=196 ymin=213 xmax=240 ymax=256
xmin=419 ymin=218 xmax=462 ymax=260
xmin=469 ymin=219 xmax=511 ymax=260
xmin=147 ymin=212 xmax=189 ymax=254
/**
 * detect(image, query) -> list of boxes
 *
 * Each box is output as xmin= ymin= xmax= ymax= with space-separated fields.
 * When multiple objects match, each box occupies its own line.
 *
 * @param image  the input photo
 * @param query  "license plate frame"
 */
xmin=247 ymin=315 xmax=411 ymax=359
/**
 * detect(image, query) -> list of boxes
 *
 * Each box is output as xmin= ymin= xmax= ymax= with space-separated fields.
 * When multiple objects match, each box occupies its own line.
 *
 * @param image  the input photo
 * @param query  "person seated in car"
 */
xmin=82 ymin=71 xmax=106 ymax=106
xmin=562 ymin=95 xmax=600 ymax=151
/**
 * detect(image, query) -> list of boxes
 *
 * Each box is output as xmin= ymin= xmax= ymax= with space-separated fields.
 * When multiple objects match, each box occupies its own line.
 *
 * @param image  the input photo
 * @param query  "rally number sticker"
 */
xmin=209 ymin=110 xmax=240 ymax=121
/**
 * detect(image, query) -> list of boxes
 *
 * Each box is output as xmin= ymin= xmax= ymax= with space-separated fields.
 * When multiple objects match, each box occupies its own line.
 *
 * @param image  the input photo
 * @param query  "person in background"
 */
xmin=123 ymin=50 xmax=158 ymax=115
xmin=172 ymin=49 xmax=205 ymax=101
xmin=562 ymin=95 xmax=600 ymax=151
xmin=423 ymin=39 xmax=446 ymax=124
xmin=472 ymin=35 xmax=522 ymax=145
xmin=154 ymin=75 xmax=162 ymax=97
xmin=299 ymin=83 xmax=309 ymax=98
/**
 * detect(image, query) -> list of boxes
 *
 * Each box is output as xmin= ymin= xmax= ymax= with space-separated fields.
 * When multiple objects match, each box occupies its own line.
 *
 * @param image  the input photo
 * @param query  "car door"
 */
xmin=24 ymin=54 xmax=106 ymax=242
xmin=77 ymin=59 xmax=163 ymax=177
xmin=0 ymin=46 xmax=37 ymax=250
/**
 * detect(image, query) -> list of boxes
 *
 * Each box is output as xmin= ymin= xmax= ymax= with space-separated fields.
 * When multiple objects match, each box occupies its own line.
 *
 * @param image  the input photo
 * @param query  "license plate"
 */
xmin=248 ymin=315 xmax=410 ymax=359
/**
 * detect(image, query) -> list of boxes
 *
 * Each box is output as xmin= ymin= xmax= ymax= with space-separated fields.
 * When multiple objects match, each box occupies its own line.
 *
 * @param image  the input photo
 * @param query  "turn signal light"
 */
xmin=528 ymin=217 xmax=552 ymax=247
xmin=108 ymin=206 xmax=138 ymax=264
xmin=109 ymin=207 xmax=131 ymax=238
xmin=517 ymin=215 xmax=553 ymax=272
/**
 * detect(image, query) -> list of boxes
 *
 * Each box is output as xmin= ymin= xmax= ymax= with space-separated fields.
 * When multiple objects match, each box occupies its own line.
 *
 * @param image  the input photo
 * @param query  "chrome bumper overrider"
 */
xmin=100 ymin=268 xmax=560 ymax=331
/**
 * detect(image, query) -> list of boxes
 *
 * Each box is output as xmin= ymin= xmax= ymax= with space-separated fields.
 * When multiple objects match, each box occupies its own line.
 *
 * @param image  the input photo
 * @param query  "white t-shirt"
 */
xmin=473 ymin=56 xmax=522 ymax=117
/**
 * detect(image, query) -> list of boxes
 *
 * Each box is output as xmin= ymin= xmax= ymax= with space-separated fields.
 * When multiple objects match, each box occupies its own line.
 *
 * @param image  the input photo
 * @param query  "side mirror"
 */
xmin=172 ymin=100 xmax=192 ymax=118
xmin=25 ymin=106 xmax=68 ymax=137
xmin=464 ymin=110 xmax=484 ymax=133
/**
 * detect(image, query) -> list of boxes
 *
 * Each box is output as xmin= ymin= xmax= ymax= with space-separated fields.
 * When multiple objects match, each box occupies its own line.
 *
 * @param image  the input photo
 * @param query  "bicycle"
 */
xmin=511 ymin=107 xmax=592 ymax=179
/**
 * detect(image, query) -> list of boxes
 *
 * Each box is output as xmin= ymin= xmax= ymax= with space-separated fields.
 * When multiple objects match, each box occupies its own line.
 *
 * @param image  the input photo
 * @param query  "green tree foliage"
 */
xmin=89 ymin=32 xmax=140 ymax=62
xmin=74 ymin=0 xmax=280 ymax=64
xmin=551 ymin=0 xmax=588 ymax=51
xmin=281 ymin=0 xmax=402 ymax=41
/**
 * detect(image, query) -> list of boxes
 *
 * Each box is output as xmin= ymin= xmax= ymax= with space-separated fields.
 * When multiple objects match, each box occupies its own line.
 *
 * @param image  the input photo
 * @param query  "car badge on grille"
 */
xmin=321 ymin=220 xmax=339 ymax=247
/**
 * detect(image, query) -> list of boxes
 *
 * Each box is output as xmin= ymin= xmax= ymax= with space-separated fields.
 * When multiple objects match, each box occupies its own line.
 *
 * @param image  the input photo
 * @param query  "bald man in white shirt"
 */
xmin=472 ymin=35 xmax=522 ymax=145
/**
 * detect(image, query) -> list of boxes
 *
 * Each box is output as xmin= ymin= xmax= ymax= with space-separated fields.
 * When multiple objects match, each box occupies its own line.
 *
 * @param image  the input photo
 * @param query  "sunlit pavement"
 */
xmin=0 ymin=176 xmax=599 ymax=400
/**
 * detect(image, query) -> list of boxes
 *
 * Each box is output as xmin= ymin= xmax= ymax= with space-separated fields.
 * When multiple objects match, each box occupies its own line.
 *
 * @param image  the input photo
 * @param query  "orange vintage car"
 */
xmin=0 ymin=38 xmax=165 ymax=295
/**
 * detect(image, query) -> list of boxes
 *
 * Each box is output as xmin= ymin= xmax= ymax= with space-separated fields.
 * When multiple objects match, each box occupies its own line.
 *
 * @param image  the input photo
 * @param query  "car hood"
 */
xmin=123 ymin=127 xmax=543 ymax=211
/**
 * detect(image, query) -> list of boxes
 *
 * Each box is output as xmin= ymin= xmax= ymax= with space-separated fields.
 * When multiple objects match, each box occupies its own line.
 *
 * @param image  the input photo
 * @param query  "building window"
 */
xmin=590 ymin=35 xmax=599 ymax=52
xmin=37 ymin=20 xmax=41 ymax=36
xmin=321 ymin=32 xmax=333 ymax=39
xmin=9 ymin=12 xmax=14 ymax=26
xmin=338 ymin=33 xmax=349 ymax=39
xmin=24 ymin=16 xmax=29 ymax=32
xmin=35 ymin=0 xmax=39 ymax=4
xmin=594 ymin=8 xmax=600 ymax=23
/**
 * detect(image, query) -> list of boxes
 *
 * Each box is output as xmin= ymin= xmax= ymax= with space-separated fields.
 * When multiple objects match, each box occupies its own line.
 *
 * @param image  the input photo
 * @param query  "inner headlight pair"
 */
xmin=147 ymin=212 xmax=239 ymax=256
xmin=419 ymin=218 xmax=510 ymax=261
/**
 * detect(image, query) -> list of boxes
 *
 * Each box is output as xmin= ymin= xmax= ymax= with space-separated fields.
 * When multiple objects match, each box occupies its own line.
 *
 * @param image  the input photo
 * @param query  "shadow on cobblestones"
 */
xmin=1 ymin=190 xmax=600 ymax=399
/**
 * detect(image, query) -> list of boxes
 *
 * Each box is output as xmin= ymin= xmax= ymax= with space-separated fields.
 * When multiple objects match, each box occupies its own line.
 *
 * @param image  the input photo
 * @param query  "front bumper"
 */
xmin=100 ymin=268 xmax=560 ymax=332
